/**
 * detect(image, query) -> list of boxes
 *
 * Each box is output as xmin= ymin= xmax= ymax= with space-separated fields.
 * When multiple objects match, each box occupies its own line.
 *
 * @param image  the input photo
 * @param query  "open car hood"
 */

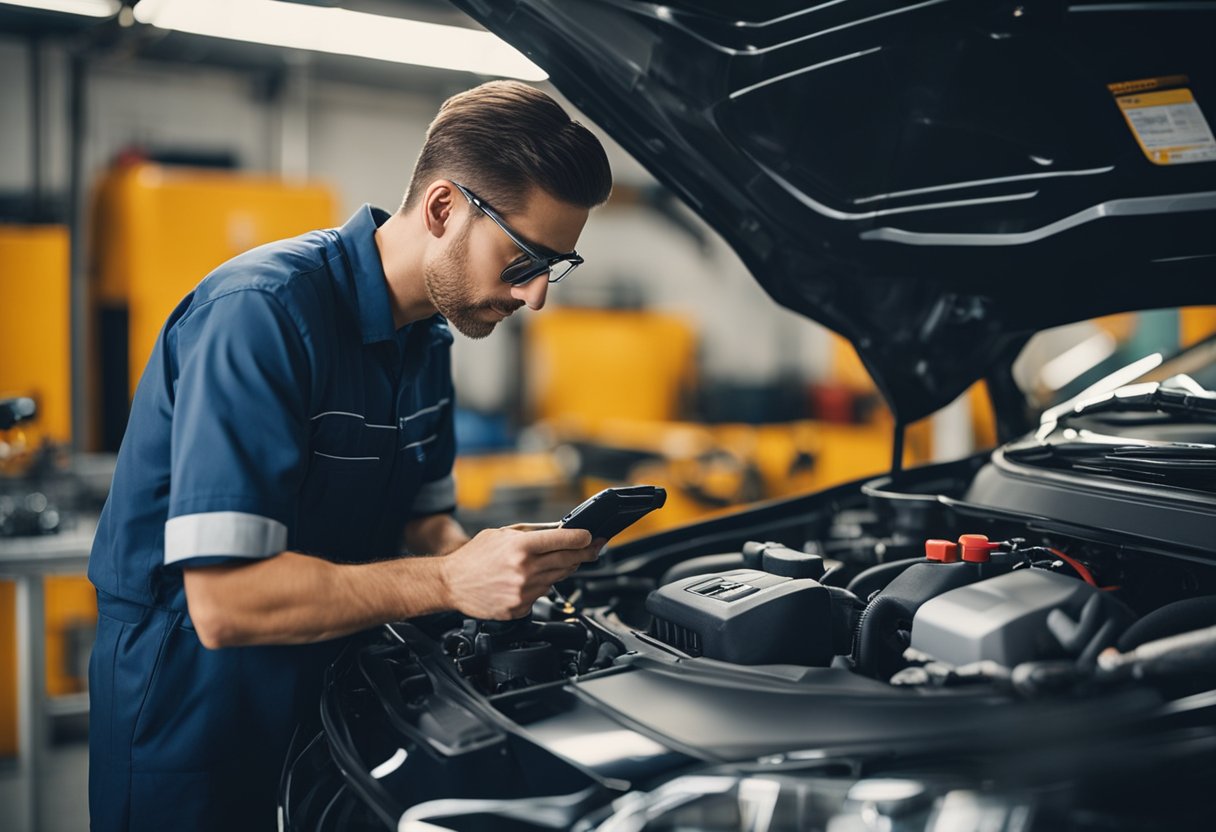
xmin=451 ymin=0 xmax=1216 ymax=423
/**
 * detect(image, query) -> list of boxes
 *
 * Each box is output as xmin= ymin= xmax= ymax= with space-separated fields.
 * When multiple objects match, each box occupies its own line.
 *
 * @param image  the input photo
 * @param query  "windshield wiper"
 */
xmin=1009 ymin=441 xmax=1216 ymax=461
xmin=1006 ymin=440 xmax=1216 ymax=488
xmin=1037 ymin=374 xmax=1216 ymax=441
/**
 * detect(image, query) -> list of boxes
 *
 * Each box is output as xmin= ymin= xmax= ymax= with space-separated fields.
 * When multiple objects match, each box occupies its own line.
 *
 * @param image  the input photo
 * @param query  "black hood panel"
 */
xmin=453 ymin=0 xmax=1216 ymax=421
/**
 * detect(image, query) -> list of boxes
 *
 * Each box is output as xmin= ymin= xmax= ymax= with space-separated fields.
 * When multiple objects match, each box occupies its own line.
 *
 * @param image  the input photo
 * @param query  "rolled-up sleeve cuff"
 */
xmin=411 ymin=474 xmax=456 ymax=516
xmin=164 ymin=511 xmax=287 ymax=565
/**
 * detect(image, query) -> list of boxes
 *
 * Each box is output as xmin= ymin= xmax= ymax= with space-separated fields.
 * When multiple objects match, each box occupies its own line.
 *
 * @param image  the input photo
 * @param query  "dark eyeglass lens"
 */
xmin=501 ymin=258 xmax=579 ymax=285
xmin=501 ymin=258 xmax=543 ymax=285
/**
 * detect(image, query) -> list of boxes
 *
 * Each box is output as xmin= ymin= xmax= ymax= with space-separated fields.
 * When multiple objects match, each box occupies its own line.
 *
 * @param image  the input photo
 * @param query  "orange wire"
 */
xmin=1047 ymin=547 xmax=1099 ymax=588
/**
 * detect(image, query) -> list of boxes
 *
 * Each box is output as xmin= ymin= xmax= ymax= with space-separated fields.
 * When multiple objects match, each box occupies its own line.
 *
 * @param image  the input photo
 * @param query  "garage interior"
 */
xmin=2 ymin=2 xmax=1215 ymax=831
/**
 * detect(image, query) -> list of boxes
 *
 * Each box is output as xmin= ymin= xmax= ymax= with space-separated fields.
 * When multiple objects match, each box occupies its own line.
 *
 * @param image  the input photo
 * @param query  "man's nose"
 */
xmin=511 ymin=275 xmax=549 ymax=311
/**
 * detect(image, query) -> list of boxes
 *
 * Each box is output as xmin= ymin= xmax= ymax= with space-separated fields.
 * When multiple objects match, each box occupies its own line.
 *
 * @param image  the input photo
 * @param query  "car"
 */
xmin=279 ymin=1 xmax=1216 ymax=829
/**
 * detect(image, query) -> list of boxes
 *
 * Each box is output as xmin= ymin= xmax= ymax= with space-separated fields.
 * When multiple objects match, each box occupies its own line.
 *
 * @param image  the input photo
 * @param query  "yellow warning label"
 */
xmin=1107 ymin=76 xmax=1190 ymax=97
xmin=1109 ymin=77 xmax=1216 ymax=166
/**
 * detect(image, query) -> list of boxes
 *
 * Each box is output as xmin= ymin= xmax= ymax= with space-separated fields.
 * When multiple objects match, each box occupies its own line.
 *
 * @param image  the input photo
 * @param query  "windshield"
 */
xmin=1013 ymin=309 xmax=1216 ymax=415
xmin=1004 ymin=321 xmax=1216 ymax=493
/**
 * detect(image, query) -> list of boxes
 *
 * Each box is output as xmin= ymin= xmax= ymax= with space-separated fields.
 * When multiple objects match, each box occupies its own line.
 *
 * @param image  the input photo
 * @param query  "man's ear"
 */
xmin=421 ymin=180 xmax=458 ymax=239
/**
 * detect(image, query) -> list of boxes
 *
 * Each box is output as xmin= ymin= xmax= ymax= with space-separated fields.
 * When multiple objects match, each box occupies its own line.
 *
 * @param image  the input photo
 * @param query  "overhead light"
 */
xmin=132 ymin=0 xmax=548 ymax=81
xmin=0 ymin=0 xmax=119 ymax=16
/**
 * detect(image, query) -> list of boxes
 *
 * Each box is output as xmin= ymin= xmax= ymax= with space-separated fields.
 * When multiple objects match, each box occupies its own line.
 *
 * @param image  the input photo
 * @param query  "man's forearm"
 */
xmin=184 ymin=551 xmax=452 ymax=649
xmin=404 ymin=512 xmax=470 ymax=555
xmin=184 ymin=523 xmax=602 ymax=649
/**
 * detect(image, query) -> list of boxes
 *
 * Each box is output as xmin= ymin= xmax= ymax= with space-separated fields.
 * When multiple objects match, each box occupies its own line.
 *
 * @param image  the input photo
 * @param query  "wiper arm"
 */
xmin=1012 ymin=427 xmax=1216 ymax=454
xmin=1008 ymin=441 xmax=1216 ymax=461
xmin=1102 ymin=443 xmax=1216 ymax=459
xmin=1037 ymin=374 xmax=1216 ymax=440
xmin=1095 ymin=450 xmax=1216 ymax=483
xmin=1007 ymin=439 xmax=1216 ymax=483
xmin=1101 ymin=445 xmax=1216 ymax=477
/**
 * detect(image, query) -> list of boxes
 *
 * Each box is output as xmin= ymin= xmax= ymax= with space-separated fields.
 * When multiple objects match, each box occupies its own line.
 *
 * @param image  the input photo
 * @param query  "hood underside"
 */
xmin=452 ymin=0 xmax=1216 ymax=422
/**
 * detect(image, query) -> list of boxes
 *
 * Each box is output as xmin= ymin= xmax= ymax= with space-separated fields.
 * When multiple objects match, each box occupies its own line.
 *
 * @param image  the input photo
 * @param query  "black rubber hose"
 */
xmin=1101 ymin=625 xmax=1216 ymax=680
xmin=826 ymin=586 xmax=865 ymax=656
xmin=854 ymin=594 xmax=918 ymax=680
xmin=846 ymin=557 xmax=923 ymax=601
xmin=1117 ymin=596 xmax=1216 ymax=652
xmin=1046 ymin=591 xmax=1136 ymax=665
xmin=526 ymin=621 xmax=588 ymax=650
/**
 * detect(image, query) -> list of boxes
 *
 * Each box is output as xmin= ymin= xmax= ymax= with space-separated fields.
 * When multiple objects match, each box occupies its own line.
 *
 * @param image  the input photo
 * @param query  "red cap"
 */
xmin=959 ymin=534 xmax=1000 ymax=563
xmin=925 ymin=539 xmax=960 ymax=563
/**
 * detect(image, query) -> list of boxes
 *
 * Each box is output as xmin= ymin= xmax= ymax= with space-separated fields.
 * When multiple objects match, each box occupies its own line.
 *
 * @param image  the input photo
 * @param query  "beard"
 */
xmin=423 ymin=222 xmax=519 ymax=339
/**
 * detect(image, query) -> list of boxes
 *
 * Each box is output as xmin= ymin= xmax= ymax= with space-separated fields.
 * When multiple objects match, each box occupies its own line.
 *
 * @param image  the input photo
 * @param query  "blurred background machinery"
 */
xmin=454 ymin=306 xmax=942 ymax=544
xmin=0 ymin=225 xmax=90 ymax=759
xmin=89 ymin=159 xmax=337 ymax=450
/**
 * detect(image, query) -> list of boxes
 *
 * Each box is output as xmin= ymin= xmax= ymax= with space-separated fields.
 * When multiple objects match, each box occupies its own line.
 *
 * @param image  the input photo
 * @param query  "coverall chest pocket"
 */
xmin=392 ymin=401 xmax=446 ymax=487
xmin=295 ymin=419 xmax=397 ymax=559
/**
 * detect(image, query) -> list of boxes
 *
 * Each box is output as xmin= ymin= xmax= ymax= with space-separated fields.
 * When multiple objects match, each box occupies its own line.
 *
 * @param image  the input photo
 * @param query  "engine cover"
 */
xmin=646 ymin=568 xmax=833 ymax=666
xmin=910 ymin=569 xmax=1109 ymax=668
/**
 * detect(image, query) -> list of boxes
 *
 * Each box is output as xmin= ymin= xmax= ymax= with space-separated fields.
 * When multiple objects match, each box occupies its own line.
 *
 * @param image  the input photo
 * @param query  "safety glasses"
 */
xmin=453 ymin=181 xmax=583 ymax=286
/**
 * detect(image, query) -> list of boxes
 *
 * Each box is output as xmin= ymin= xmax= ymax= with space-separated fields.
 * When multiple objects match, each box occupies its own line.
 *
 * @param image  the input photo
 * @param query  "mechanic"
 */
xmin=87 ymin=80 xmax=613 ymax=831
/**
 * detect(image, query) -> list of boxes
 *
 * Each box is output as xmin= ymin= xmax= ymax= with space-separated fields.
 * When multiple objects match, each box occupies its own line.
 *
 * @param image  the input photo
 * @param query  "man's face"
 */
xmin=424 ymin=185 xmax=590 ymax=339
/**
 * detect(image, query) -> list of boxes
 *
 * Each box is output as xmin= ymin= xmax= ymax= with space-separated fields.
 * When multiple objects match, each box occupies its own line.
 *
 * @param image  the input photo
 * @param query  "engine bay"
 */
xmin=287 ymin=449 xmax=1216 ymax=831
xmin=411 ymin=452 xmax=1216 ymax=706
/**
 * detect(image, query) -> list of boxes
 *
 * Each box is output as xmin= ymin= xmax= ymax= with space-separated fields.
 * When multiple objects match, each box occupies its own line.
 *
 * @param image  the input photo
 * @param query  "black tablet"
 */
xmin=559 ymin=485 xmax=667 ymax=541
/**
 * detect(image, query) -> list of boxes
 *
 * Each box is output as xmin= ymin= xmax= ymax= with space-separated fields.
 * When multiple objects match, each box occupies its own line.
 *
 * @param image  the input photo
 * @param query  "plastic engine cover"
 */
xmin=646 ymin=568 xmax=833 ymax=666
xmin=910 ymin=569 xmax=1109 ymax=667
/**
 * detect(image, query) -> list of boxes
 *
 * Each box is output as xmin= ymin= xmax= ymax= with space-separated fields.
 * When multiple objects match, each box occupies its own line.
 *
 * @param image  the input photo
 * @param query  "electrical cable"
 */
xmin=1047 ymin=546 xmax=1100 ymax=588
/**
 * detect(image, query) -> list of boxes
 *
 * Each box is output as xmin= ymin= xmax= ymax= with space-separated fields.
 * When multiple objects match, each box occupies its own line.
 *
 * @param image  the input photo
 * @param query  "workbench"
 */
xmin=0 ymin=519 xmax=95 ymax=832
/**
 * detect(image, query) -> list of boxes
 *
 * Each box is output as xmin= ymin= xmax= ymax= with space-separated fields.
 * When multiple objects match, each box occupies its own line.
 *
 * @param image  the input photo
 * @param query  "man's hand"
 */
xmin=506 ymin=521 xmax=561 ymax=532
xmin=440 ymin=526 xmax=601 ymax=620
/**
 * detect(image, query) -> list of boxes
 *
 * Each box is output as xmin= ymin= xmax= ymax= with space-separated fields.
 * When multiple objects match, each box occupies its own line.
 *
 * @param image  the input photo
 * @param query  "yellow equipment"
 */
xmin=549 ymin=416 xmax=901 ymax=544
xmin=1181 ymin=306 xmax=1216 ymax=346
xmin=90 ymin=161 xmax=337 ymax=447
xmin=0 ymin=225 xmax=88 ymax=756
xmin=0 ymin=225 xmax=71 ymax=446
xmin=512 ymin=308 xmax=930 ymax=544
xmin=453 ymin=452 xmax=568 ymax=512
xmin=525 ymin=307 xmax=698 ymax=426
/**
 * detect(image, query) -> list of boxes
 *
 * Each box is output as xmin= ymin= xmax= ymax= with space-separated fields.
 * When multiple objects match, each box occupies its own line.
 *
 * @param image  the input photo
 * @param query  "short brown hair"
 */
xmin=402 ymin=80 xmax=612 ymax=216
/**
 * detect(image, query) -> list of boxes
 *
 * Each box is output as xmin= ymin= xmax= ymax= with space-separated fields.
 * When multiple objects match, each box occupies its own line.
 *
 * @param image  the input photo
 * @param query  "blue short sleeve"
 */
xmin=164 ymin=290 xmax=311 ymax=568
